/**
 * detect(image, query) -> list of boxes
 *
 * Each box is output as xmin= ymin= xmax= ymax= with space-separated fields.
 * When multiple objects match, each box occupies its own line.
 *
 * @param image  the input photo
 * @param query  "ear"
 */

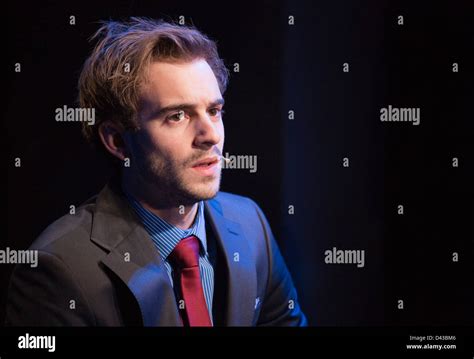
xmin=98 ymin=121 xmax=128 ymax=161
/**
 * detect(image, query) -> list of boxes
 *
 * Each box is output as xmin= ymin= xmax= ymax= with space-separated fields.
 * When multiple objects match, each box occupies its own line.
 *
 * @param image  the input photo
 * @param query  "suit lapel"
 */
xmin=205 ymin=198 xmax=257 ymax=326
xmin=90 ymin=184 xmax=181 ymax=326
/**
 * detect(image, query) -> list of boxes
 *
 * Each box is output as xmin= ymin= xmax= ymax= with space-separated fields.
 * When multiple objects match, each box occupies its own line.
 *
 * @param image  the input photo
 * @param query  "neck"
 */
xmin=121 ymin=176 xmax=199 ymax=230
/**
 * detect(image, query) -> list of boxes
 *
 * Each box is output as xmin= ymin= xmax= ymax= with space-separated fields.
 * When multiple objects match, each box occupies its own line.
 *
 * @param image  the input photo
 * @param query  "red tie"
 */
xmin=170 ymin=235 xmax=212 ymax=327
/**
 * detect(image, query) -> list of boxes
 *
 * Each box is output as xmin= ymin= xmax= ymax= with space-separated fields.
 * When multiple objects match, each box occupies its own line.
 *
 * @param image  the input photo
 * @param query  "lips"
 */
xmin=192 ymin=156 xmax=219 ymax=167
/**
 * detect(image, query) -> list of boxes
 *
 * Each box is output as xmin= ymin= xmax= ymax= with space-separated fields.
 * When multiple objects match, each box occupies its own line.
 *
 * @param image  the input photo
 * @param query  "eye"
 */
xmin=167 ymin=110 xmax=187 ymax=122
xmin=209 ymin=108 xmax=224 ymax=117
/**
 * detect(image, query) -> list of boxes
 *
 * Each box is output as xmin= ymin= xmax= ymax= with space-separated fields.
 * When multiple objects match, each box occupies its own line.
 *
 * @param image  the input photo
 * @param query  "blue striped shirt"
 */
xmin=125 ymin=194 xmax=214 ymax=323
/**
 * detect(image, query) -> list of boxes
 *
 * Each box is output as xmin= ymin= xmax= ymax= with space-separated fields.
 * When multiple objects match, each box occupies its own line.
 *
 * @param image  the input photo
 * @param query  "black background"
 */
xmin=3 ymin=0 xmax=473 ymax=327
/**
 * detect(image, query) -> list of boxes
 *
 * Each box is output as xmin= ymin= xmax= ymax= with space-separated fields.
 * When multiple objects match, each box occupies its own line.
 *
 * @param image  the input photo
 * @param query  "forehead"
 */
xmin=140 ymin=58 xmax=222 ymax=107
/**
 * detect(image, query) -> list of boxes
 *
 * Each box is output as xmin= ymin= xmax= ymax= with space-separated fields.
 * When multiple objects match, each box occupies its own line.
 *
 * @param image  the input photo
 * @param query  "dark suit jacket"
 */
xmin=6 ymin=183 xmax=307 ymax=326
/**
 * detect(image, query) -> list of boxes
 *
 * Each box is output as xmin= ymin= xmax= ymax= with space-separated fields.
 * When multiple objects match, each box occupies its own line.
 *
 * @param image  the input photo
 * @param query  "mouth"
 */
xmin=192 ymin=156 xmax=219 ymax=167
xmin=191 ymin=156 xmax=220 ymax=176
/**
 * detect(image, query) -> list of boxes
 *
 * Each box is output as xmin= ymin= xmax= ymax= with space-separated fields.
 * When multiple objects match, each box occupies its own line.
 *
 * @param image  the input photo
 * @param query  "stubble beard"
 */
xmin=132 ymin=149 xmax=221 ymax=208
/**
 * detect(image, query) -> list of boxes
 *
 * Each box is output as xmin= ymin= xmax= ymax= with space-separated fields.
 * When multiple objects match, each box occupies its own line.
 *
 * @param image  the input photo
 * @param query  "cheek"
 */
xmin=142 ymin=125 xmax=188 ymax=160
xmin=130 ymin=126 xmax=167 ymax=161
xmin=218 ymin=120 xmax=225 ymax=142
xmin=135 ymin=129 xmax=159 ymax=153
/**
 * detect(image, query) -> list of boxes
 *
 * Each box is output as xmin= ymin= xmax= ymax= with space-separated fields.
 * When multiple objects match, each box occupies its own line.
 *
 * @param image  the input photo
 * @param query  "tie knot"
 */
xmin=170 ymin=235 xmax=200 ymax=269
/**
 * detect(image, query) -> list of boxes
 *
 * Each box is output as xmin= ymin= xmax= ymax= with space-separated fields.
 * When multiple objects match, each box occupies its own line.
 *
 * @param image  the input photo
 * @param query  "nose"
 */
xmin=193 ymin=113 xmax=222 ymax=149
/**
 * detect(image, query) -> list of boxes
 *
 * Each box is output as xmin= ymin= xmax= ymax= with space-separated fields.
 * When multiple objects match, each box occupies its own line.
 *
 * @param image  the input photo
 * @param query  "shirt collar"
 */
xmin=124 ymin=192 xmax=207 ymax=261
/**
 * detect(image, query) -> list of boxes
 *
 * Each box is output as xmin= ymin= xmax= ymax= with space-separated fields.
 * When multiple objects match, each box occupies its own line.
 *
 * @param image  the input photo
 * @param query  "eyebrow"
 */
xmin=149 ymin=98 xmax=225 ymax=120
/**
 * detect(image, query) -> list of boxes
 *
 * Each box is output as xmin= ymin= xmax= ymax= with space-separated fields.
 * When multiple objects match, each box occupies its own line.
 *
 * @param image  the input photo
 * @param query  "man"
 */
xmin=6 ymin=18 xmax=307 ymax=326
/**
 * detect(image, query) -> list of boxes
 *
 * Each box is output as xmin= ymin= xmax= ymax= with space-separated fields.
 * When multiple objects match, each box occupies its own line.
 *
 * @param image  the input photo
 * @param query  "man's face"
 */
xmin=124 ymin=58 xmax=225 ymax=207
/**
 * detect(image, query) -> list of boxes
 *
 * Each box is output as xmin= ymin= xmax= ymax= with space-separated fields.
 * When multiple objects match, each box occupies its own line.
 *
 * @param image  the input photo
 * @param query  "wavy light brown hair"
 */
xmin=78 ymin=17 xmax=229 ymax=149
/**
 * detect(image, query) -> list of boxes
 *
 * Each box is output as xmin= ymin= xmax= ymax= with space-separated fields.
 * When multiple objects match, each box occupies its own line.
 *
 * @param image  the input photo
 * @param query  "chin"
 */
xmin=186 ymin=181 xmax=220 ymax=201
